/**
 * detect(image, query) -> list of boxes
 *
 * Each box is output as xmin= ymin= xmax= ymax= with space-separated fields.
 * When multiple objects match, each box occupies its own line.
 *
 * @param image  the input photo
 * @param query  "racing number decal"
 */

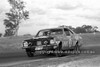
xmin=68 ymin=39 xmax=72 ymax=47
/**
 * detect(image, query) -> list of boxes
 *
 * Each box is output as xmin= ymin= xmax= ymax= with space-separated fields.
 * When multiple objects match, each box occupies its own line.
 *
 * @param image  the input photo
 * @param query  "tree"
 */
xmin=58 ymin=25 xmax=99 ymax=34
xmin=74 ymin=27 xmax=86 ymax=33
xmin=92 ymin=26 xmax=99 ymax=32
xmin=74 ymin=25 xmax=99 ymax=33
xmin=4 ymin=0 xmax=29 ymax=37
xmin=81 ymin=25 xmax=100 ymax=33
xmin=82 ymin=25 xmax=93 ymax=33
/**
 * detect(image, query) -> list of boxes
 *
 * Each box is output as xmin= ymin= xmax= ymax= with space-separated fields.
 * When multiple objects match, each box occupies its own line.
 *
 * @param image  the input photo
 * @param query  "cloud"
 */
xmin=30 ymin=8 xmax=46 ymax=15
xmin=0 ymin=10 xmax=3 ymax=14
xmin=79 ymin=15 xmax=100 ymax=21
xmin=1 ymin=0 xmax=100 ymax=35
xmin=21 ymin=23 xmax=33 ymax=27
xmin=56 ymin=4 xmax=81 ymax=10
xmin=51 ymin=17 xmax=66 ymax=21
xmin=79 ymin=0 xmax=100 ymax=9
xmin=21 ymin=22 xmax=50 ymax=27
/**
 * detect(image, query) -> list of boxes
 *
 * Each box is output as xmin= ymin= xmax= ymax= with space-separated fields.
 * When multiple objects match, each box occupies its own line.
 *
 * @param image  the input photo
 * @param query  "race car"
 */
xmin=22 ymin=26 xmax=83 ymax=57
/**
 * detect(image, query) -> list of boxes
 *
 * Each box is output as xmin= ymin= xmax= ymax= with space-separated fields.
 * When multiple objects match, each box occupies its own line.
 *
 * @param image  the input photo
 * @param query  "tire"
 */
xmin=74 ymin=41 xmax=80 ymax=54
xmin=26 ymin=52 xmax=34 ymax=57
xmin=25 ymin=49 xmax=35 ymax=57
xmin=55 ymin=42 xmax=63 ymax=57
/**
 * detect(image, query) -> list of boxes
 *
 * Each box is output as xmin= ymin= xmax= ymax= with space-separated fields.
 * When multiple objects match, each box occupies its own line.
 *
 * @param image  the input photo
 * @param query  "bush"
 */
xmin=23 ymin=34 xmax=32 ymax=36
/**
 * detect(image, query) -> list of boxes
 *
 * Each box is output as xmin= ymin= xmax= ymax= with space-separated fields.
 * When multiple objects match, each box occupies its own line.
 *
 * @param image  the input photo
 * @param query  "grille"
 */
xmin=43 ymin=40 xmax=49 ymax=45
xmin=37 ymin=41 xmax=41 ymax=45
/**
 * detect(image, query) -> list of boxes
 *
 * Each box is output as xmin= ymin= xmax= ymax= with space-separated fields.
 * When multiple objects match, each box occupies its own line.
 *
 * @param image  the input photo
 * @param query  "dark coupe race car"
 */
xmin=22 ymin=26 xmax=83 ymax=57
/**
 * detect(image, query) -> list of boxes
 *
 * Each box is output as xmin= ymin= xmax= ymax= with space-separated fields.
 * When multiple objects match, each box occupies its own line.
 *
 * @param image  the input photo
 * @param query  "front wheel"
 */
xmin=54 ymin=42 xmax=63 ymax=57
xmin=26 ymin=52 xmax=34 ymax=57
xmin=25 ymin=49 xmax=35 ymax=57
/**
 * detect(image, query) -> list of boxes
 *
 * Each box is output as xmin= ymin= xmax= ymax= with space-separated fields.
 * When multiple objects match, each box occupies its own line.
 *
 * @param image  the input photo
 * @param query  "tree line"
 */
xmin=60 ymin=25 xmax=99 ymax=34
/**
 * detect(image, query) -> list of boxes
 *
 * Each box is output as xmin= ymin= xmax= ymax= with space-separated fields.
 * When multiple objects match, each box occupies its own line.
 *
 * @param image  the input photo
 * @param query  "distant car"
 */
xmin=22 ymin=27 xmax=83 ymax=57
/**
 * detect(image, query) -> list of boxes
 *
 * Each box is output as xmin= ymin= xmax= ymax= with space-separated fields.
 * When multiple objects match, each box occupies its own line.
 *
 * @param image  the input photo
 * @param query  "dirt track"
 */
xmin=58 ymin=56 xmax=100 ymax=67
xmin=0 ymin=45 xmax=100 ymax=67
xmin=0 ymin=34 xmax=100 ymax=67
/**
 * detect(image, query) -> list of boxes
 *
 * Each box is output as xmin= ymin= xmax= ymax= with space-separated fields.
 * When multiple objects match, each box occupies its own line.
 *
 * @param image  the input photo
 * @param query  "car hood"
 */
xmin=33 ymin=36 xmax=49 ymax=39
xmin=24 ymin=35 xmax=60 ymax=42
xmin=32 ymin=36 xmax=54 ymax=40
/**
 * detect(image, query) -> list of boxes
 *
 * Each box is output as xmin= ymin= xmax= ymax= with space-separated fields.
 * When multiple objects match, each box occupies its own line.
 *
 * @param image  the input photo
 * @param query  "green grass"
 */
xmin=0 ymin=36 xmax=32 ymax=53
xmin=80 ymin=33 xmax=100 ymax=46
xmin=0 ymin=33 xmax=100 ymax=53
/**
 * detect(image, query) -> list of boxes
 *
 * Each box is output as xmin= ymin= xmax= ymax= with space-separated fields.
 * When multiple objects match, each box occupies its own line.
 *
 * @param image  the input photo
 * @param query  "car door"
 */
xmin=62 ymin=28 xmax=73 ymax=50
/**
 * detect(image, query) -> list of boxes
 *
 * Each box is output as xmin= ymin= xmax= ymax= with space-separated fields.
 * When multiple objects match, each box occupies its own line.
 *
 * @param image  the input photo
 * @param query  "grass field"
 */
xmin=0 ymin=36 xmax=31 ymax=53
xmin=80 ymin=33 xmax=100 ymax=46
xmin=0 ymin=33 xmax=100 ymax=53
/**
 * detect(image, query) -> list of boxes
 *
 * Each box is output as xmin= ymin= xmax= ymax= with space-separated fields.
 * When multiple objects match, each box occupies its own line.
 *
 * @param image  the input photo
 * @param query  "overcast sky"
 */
xmin=0 ymin=0 xmax=100 ymax=35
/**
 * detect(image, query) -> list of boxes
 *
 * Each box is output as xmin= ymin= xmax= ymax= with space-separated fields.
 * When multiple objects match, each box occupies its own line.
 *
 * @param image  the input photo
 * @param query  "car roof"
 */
xmin=39 ymin=27 xmax=70 ymax=31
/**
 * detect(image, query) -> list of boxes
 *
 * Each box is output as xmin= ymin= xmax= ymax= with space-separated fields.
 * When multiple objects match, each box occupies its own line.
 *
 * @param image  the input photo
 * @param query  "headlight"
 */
xmin=50 ymin=40 xmax=55 ymax=44
xmin=23 ymin=41 xmax=28 ymax=47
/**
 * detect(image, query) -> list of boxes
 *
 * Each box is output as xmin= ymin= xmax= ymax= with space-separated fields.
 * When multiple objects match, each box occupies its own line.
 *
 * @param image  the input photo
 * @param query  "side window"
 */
xmin=38 ymin=31 xmax=44 ymax=36
xmin=37 ymin=30 xmax=50 ymax=36
xmin=64 ymin=28 xmax=70 ymax=36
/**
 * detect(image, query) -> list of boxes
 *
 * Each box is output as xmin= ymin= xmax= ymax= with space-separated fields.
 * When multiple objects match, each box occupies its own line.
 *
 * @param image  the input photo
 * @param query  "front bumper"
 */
xmin=22 ymin=44 xmax=58 ymax=51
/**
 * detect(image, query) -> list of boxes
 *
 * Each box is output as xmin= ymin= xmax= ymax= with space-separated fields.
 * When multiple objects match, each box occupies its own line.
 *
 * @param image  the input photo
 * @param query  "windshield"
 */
xmin=36 ymin=29 xmax=63 ymax=37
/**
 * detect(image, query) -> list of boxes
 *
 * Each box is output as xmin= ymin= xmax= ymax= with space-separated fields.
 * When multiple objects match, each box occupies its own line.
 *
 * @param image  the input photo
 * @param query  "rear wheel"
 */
xmin=25 ymin=48 xmax=35 ymax=57
xmin=74 ymin=41 xmax=81 ymax=54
